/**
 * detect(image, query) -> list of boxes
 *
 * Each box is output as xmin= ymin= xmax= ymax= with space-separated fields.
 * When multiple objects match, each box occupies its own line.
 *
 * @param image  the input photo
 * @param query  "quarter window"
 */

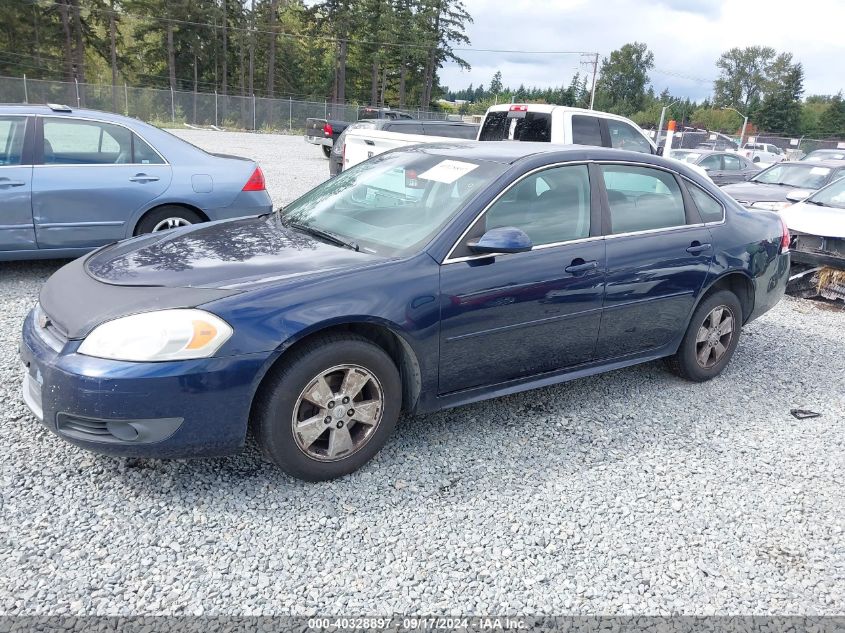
xmin=43 ymin=118 xmax=132 ymax=165
xmin=601 ymin=165 xmax=686 ymax=233
xmin=571 ymin=115 xmax=602 ymax=147
xmin=0 ymin=116 xmax=26 ymax=166
xmin=687 ymin=184 xmax=724 ymax=223
xmin=133 ymin=134 xmax=165 ymax=164
xmin=606 ymin=120 xmax=652 ymax=154
xmin=477 ymin=164 xmax=592 ymax=247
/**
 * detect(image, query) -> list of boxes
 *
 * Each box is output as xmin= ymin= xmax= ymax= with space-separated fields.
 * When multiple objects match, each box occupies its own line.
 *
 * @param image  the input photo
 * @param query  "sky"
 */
xmin=438 ymin=0 xmax=845 ymax=102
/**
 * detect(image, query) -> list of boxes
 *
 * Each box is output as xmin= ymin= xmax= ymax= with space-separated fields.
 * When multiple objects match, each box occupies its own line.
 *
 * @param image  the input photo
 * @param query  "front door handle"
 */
xmin=686 ymin=242 xmax=712 ymax=255
xmin=129 ymin=174 xmax=160 ymax=183
xmin=0 ymin=178 xmax=26 ymax=187
xmin=565 ymin=259 xmax=598 ymax=274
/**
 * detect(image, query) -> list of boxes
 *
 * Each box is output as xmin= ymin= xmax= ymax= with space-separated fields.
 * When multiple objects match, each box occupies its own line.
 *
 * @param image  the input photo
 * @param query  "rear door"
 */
xmin=720 ymin=153 xmax=749 ymax=184
xmin=32 ymin=116 xmax=171 ymax=249
xmin=0 ymin=115 xmax=35 ymax=252
xmin=595 ymin=163 xmax=713 ymax=359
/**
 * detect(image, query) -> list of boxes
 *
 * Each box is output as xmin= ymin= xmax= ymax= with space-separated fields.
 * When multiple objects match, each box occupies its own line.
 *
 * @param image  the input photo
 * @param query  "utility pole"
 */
xmin=580 ymin=52 xmax=600 ymax=110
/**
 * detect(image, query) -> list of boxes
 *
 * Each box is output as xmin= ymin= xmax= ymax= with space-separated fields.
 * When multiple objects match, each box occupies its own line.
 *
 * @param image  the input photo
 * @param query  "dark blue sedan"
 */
xmin=20 ymin=143 xmax=790 ymax=480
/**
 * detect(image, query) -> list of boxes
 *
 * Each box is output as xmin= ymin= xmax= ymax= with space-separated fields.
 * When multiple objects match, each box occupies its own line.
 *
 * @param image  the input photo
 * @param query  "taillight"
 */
xmin=242 ymin=166 xmax=265 ymax=192
xmin=509 ymin=104 xmax=528 ymax=112
xmin=780 ymin=217 xmax=790 ymax=252
xmin=323 ymin=122 xmax=333 ymax=137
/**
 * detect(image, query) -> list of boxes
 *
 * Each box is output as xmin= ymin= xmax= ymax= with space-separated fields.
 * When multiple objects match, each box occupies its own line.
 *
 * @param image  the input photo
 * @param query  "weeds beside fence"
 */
xmin=0 ymin=75 xmax=448 ymax=132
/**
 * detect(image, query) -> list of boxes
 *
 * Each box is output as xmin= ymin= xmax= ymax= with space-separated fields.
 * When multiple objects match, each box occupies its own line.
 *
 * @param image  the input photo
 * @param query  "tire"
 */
xmin=666 ymin=290 xmax=743 ymax=382
xmin=322 ymin=144 xmax=332 ymax=158
xmin=135 ymin=205 xmax=203 ymax=235
xmin=253 ymin=333 xmax=402 ymax=481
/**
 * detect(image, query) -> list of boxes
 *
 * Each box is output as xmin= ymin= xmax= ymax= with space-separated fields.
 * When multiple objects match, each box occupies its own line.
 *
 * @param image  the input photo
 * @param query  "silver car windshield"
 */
xmin=752 ymin=163 xmax=831 ymax=189
xmin=280 ymin=149 xmax=506 ymax=256
xmin=808 ymin=177 xmax=845 ymax=209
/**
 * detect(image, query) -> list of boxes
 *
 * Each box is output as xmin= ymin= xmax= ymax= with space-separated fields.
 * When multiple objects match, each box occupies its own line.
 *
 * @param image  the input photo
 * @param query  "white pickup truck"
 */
xmin=342 ymin=104 xmax=658 ymax=171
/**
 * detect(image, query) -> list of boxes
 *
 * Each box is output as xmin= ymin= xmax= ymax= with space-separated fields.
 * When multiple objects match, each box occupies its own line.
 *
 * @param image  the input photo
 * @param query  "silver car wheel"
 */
xmin=291 ymin=364 xmax=384 ymax=462
xmin=695 ymin=305 xmax=735 ymax=369
xmin=152 ymin=217 xmax=193 ymax=232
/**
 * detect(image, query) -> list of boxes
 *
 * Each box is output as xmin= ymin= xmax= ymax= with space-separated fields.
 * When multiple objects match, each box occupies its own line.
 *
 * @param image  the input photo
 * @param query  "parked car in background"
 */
xmin=21 ymin=143 xmax=789 ymax=480
xmin=721 ymin=160 xmax=845 ymax=211
xmin=740 ymin=142 xmax=786 ymax=164
xmin=305 ymin=107 xmax=414 ymax=158
xmin=780 ymin=176 xmax=845 ymax=301
xmin=670 ymin=149 xmax=759 ymax=185
xmin=0 ymin=105 xmax=272 ymax=261
xmin=801 ymin=149 xmax=845 ymax=162
xmin=342 ymin=104 xmax=657 ymax=170
xmin=329 ymin=119 xmax=478 ymax=176
xmin=695 ymin=138 xmax=739 ymax=151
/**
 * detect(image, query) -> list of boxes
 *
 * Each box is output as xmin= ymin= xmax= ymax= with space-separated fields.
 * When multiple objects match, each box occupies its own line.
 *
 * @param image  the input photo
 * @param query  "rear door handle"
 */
xmin=129 ymin=174 xmax=160 ymax=183
xmin=686 ymin=242 xmax=712 ymax=255
xmin=565 ymin=259 xmax=598 ymax=274
xmin=0 ymin=178 xmax=26 ymax=187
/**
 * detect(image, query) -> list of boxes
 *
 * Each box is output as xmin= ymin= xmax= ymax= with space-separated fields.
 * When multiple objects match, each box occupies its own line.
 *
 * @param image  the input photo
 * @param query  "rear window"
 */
xmin=478 ymin=111 xmax=551 ymax=142
xmin=425 ymin=123 xmax=478 ymax=139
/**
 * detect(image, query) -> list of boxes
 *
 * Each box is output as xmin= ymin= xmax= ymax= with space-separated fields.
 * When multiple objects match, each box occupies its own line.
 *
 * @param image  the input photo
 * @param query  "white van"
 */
xmin=342 ymin=104 xmax=657 ymax=170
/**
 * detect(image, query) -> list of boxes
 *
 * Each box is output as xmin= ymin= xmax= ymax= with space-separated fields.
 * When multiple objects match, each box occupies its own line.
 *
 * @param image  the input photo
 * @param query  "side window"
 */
xmin=42 ymin=118 xmax=132 ymax=165
xmin=0 ymin=116 xmax=27 ymax=166
xmin=571 ymin=115 xmax=602 ymax=147
xmin=606 ymin=119 xmax=652 ymax=154
xmin=387 ymin=123 xmax=423 ymax=135
xmin=687 ymin=184 xmax=725 ymax=223
xmin=601 ymin=165 xmax=686 ymax=233
xmin=133 ymin=134 xmax=165 ymax=164
xmin=722 ymin=154 xmax=742 ymax=171
xmin=699 ymin=155 xmax=722 ymax=170
xmin=479 ymin=164 xmax=592 ymax=247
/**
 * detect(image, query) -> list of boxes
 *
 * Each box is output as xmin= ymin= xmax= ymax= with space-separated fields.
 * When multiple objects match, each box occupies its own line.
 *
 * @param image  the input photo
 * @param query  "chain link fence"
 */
xmin=0 ymin=75 xmax=448 ymax=132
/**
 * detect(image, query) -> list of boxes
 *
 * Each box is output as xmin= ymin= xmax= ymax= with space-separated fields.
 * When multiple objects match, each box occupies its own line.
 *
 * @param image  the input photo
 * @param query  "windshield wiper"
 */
xmin=805 ymin=199 xmax=827 ymax=206
xmin=288 ymin=221 xmax=359 ymax=252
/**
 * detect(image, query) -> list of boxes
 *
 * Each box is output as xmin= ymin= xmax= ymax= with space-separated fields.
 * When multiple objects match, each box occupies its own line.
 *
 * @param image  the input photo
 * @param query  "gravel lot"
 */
xmin=1 ymin=131 xmax=843 ymax=617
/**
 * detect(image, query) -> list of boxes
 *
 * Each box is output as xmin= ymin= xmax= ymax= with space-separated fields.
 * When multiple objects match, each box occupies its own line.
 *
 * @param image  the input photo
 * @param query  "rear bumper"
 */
xmin=211 ymin=190 xmax=273 ymax=221
xmin=748 ymin=251 xmax=790 ymax=322
xmin=305 ymin=134 xmax=332 ymax=147
xmin=19 ymin=308 xmax=270 ymax=458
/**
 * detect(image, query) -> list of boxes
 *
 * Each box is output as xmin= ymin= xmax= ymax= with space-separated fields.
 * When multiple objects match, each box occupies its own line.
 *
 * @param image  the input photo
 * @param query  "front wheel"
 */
xmin=666 ymin=290 xmax=743 ymax=382
xmin=322 ymin=144 xmax=332 ymax=158
xmin=253 ymin=334 xmax=402 ymax=481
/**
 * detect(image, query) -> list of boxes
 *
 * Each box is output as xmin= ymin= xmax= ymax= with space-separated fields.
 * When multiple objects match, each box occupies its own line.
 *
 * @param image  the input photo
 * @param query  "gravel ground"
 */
xmin=1 ymin=130 xmax=844 ymax=617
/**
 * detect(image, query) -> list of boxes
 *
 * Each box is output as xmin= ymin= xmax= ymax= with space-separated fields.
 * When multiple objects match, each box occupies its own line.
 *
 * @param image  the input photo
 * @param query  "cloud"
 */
xmin=439 ymin=0 xmax=844 ymax=101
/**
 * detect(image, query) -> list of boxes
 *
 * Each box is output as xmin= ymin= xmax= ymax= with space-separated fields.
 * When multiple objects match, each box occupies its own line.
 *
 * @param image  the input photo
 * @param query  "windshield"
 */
xmin=671 ymin=150 xmax=701 ymax=164
xmin=752 ymin=163 xmax=832 ymax=189
xmin=808 ymin=177 xmax=845 ymax=209
xmin=280 ymin=149 xmax=506 ymax=256
xmin=802 ymin=150 xmax=845 ymax=161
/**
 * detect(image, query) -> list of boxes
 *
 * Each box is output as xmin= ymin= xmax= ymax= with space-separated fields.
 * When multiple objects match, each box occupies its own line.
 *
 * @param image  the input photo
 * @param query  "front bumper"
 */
xmin=304 ymin=134 xmax=332 ymax=147
xmin=19 ymin=308 xmax=270 ymax=458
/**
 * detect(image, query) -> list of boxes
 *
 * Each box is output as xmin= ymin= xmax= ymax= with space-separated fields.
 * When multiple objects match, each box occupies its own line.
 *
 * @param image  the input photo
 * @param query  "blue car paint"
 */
xmin=20 ymin=144 xmax=790 ymax=459
xmin=0 ymin=105 xmax=272 ymax=260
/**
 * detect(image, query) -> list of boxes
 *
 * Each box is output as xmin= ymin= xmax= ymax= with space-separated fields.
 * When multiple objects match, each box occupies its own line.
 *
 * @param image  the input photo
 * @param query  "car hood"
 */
xmin=720 ymin=181 xmax=793 ymax=203
xmin=781 ymin=202 xmax=845 ymax=238
xmin=85 ymin=215 xmax=384 ymax=289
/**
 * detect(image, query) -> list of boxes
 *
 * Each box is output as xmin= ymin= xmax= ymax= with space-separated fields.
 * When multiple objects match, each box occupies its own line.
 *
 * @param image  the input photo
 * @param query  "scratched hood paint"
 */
xmin=85 ymin=215 xmax=383 ymax=288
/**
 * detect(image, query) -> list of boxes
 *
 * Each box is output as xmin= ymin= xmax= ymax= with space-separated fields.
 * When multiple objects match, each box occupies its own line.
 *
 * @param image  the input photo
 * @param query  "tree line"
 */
xmin=0 ymin=0 xmax=471 ymax=109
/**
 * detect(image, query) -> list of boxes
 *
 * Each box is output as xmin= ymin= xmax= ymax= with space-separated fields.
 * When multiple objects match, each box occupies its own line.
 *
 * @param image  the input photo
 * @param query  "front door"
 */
xmin=32 ymin=116 xmax=171 ymax=250
xmin=0 ymin=115 xmax=35 ymax=252
xmin=595 ymin=163 xmax=713 ymax=359
xmin=438 ymin=163 xmax=606 ymax=393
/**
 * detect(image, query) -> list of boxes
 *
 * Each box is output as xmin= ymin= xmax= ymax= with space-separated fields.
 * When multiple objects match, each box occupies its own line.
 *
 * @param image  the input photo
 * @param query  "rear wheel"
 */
xmin=136 ymin=206 xmax=203 ymax=235
xmin=322 ymin=144 xmax=332 ymax=158
xmin=667 ymin=290 xmax=743 ymax=382
xmin=253 ymin=334 xmax=401 ymax=481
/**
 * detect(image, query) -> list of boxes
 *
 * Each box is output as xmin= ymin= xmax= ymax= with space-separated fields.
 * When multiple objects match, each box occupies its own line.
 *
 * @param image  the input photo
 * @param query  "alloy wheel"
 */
xmin=695 ymin=305 xmax=735 ymax=369
xmin=152 ymin=217 xmax=193 ymax=232
xmin=291 ymin=364 xmax=384 ymax=462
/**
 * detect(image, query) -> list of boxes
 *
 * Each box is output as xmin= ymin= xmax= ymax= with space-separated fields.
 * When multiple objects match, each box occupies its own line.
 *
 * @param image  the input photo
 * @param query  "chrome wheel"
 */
xmin=695 ymin=305 xmax=735 ymax=369
xmin=291 ymin=364 xmax=384 ymax=462
xmin=152 ymin=217 xmax=192 ymax=232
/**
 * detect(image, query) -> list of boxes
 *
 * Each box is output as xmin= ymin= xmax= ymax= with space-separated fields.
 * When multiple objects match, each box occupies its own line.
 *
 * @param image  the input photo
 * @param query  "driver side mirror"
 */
xmin=467 ymin=227 xmax=533 ymax=254
xmin=785 ymin=189 xmax=812 ymax=203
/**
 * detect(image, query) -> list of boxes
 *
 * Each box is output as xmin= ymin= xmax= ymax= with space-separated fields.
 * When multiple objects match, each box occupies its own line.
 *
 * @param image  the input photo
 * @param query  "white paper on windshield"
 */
xmin=418 ymin=160 xmax=479 ymax=184
xmin=810 ymin=167 xmax=830 ymax=175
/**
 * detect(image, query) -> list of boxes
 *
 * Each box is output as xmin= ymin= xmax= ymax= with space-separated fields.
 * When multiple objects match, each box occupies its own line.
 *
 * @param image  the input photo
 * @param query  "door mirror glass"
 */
xmin=468 ymin=227 xmax=532 ymax=254
xmin=785 ymin=189 xmax=812 ymax=203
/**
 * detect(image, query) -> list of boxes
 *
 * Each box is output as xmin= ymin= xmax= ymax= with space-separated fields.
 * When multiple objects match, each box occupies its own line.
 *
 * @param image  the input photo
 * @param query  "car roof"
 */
xmin=0 ymin=103 xmax=141 ymax=123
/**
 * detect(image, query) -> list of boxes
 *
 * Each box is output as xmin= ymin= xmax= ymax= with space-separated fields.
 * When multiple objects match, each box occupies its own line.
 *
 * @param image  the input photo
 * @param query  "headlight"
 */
xmin=749 ymin=201 xmax=791 ymax=211
xmin=78 ymin=309 xmax=233 ymax=362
